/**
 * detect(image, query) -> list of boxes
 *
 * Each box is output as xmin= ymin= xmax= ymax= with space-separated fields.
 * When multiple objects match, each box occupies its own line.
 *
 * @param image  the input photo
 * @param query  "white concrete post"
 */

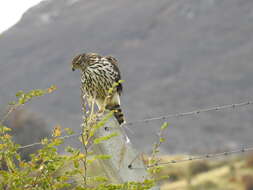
xmin=92 ymin=115 xmax=160 ymax=190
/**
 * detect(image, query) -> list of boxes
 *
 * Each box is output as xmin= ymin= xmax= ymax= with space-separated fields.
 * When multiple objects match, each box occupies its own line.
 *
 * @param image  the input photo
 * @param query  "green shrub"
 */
xmin=0 ymin=86 xmax=157 ymax=190
xmin=3 ymin=109 xmax=50 ymax=161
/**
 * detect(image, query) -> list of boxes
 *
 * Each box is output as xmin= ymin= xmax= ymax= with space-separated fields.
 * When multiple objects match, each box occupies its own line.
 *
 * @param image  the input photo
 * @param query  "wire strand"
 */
xmin=17 ymin=100 xmax=253 ymax=150
xmin=18 ymin=133 xmax=82 ymax=149
xmin=129 ymin=145 xmax=253 ymax=169
xmin=123 ymin=100 xmax=253 ymax=126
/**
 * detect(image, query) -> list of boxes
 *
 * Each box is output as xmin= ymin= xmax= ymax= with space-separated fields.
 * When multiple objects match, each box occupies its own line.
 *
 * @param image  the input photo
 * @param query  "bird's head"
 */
xmin=71 ymin=54 xmax=85 ymax=71
xmin=71 ymin=53 xmax=101 ymax=71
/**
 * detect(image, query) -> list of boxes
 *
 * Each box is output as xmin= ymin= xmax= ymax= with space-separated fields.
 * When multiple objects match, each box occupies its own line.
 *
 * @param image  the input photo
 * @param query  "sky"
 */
xmin=0 ymin=0 xmax=44 ymax=34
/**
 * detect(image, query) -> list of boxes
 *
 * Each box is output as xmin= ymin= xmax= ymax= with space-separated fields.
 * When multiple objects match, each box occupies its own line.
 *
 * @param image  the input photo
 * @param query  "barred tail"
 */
xmin=106 ymin=104 xmax=125 ymax=125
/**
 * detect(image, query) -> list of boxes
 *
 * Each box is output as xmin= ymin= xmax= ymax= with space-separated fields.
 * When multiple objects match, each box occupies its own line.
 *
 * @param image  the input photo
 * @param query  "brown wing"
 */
xmin=86 ymin=53 xmax=102 ymax=65
xmin=105 ymin=56 xmax=123 ymax=95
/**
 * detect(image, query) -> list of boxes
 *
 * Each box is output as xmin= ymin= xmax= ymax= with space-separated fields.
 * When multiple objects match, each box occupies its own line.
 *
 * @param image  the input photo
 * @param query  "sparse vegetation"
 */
xmin=158 ymin=155 xmax=253 ymax=190
xmin=3 ymin=108 xmax=50 ymax=161
xmin=0 ymin=86 xmax=158 ymax=189
xmin=1 ymin=86 xmax=253 ymax=190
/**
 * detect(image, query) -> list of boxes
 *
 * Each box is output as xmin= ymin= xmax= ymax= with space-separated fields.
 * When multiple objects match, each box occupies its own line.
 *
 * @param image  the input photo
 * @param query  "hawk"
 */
xmin=71 ymin=53 xmax=125 ymax=125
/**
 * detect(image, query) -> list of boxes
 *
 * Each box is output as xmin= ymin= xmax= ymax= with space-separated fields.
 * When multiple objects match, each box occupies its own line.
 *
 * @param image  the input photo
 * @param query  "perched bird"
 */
xmin=71 ymin=53 xmax=125 ymax=125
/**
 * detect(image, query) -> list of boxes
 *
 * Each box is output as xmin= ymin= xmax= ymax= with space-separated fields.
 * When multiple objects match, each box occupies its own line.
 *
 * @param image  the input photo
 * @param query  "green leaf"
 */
xmin=65 ymin=146 xmax=75 ymax=153
xmin=93 ymin=132 xmax=118 ymax=144
xmin=161 ymin=122 xmax=169 ymax=130
xmin=94 ymin=154 xmax=111 ymax=160
xmin=64 ymin=128 xmax=74 ymax=135
xmin=92 ymin=176 xmax=108 ymax=183
xmin=8 ymin=101 xmax=16 ymax=105
xmin=1 ymin=126 xmax=11 ymax=132
xmin=41 ymin=138 xmax=49 ymax=145
xmin=73 ymin=160 xmax=79 ymax=168
xmin=15 ymin=90 xmax=24 ymax=97
xmin=18 ymin=97 xmax=25 ymax=105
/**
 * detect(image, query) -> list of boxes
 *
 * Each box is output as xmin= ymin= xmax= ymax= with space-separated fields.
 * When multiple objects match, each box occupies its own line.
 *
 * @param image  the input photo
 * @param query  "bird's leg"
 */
xmin=90 ymin=97 xmax=96 ymax=116
xmin=97 ymin=108 xmax=105 ymax=122
xmin=96 ymin=99 xmax=106 ymax=116
xmin=97 ymin=107 xmax=105 ymax=114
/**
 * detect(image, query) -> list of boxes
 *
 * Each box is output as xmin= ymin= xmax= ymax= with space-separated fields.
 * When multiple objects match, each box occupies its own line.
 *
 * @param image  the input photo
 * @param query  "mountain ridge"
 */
xmin=1 ymin=0 xmax=253 ymax=153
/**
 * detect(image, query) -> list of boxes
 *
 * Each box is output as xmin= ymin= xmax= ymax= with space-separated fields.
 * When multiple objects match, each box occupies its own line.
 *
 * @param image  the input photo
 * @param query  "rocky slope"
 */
xmin=1 ymin=0 xmax=253 ymax=153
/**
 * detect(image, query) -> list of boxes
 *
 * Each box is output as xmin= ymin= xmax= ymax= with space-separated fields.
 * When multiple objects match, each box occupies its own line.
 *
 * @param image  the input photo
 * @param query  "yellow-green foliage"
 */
xmin=0 ymin=86 xmax=156 ymax=190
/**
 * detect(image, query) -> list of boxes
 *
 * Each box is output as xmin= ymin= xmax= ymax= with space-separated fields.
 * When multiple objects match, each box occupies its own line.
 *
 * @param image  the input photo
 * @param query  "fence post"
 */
xmin=92 ymin=114 xmax=160 ymax=189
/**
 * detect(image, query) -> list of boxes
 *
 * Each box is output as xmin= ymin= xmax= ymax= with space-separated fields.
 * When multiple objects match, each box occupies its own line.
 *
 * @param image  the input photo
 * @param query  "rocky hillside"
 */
xmin=1 ymin=0 xmax=253 ymax=153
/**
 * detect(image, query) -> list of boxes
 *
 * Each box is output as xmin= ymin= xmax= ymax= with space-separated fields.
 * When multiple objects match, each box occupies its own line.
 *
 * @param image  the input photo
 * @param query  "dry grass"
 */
xmin=153 ymin=154 xmax=253 ymax=190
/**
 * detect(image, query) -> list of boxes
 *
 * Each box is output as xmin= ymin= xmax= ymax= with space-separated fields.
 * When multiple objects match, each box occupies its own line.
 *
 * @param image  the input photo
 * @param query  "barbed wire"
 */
xmin=123 ymin=100 xmax=253 ymax=127
xmin=17 ymin=100 xmax=253 ymax=150
xmin=128 ymin=145 xmax=253 ymax=169
xmin=18 ymin=133 xmax=82 ymax=150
